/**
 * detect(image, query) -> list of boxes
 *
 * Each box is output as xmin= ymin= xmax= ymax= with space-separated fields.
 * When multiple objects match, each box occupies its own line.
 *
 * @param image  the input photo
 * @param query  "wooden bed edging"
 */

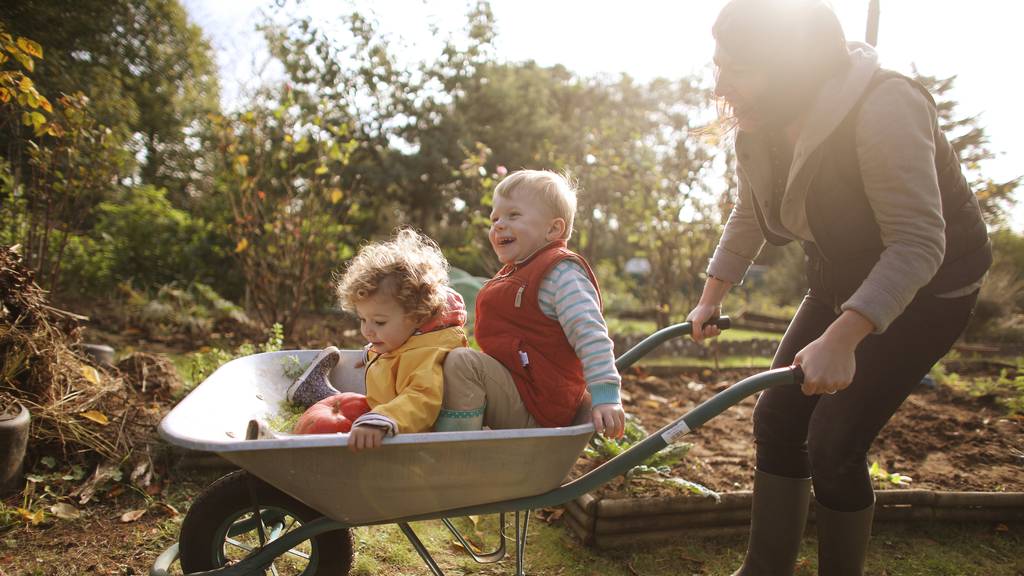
xmin=562 ymin=490 xmax=1024 ymax=548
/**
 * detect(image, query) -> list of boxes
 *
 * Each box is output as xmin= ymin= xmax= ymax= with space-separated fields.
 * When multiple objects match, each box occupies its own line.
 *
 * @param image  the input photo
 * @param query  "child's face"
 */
xmin=489 ymin=192 xmax=565 ymax=265
xmin=355 ymin=291 xmax=420 ymax=354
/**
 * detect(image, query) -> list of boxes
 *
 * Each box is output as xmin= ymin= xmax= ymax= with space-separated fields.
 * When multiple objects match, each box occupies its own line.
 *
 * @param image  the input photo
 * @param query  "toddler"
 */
xmin=287 ymin=229 xmax=468 ymax=451
xmin=437 ymin=170 xmax=625 ymax=438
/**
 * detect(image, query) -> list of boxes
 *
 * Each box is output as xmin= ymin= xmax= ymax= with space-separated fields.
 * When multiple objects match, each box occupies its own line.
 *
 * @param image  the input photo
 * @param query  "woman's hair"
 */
xmin=713 ymin=0 xmax=850 ymax=128
xmin=335 ymin=228 xmax=449 ymax=323
xmin=493 ymin=170 xmax=578 ymax=240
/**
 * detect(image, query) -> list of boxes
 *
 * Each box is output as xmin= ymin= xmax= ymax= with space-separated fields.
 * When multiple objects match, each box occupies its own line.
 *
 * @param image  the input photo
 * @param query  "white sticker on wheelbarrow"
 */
xmin=661 ymin=420 xmax=691 ymax=444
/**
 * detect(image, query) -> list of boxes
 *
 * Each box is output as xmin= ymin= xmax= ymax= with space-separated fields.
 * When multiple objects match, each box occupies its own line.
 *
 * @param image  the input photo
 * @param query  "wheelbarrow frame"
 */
xmin=151 ymin=318 xmax=803 ymax=576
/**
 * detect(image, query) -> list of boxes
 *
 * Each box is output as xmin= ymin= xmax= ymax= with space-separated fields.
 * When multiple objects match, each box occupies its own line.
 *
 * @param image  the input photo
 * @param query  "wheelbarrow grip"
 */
xmin=709 ymin=316 xmax=731 ymax=330
xmin=614 ymin=316 xmax=731 ymax=372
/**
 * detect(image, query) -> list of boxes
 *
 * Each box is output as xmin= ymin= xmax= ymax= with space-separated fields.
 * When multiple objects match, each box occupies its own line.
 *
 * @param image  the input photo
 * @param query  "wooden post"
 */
xmin=866 ymin=0 xmax=881 ymax=46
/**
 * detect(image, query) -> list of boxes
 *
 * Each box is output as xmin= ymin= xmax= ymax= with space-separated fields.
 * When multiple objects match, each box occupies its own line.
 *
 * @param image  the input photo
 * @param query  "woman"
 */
xmin=687 ymin=1 xmax=991 ymax=574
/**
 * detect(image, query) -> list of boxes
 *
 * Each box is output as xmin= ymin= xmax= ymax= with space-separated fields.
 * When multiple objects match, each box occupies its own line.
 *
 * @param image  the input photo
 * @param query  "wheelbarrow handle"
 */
xmin=547 ymin=364 xmax=803 ymax=506
xmin=390 ymin=364 xmax=805 ymax=524
xmin=614 ymin=316 xmax=731 ymax=372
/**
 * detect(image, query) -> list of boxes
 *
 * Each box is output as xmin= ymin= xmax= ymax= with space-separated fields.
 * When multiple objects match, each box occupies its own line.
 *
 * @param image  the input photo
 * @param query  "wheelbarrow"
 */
xmin=151 ymin=317 xmax=802 ymax=575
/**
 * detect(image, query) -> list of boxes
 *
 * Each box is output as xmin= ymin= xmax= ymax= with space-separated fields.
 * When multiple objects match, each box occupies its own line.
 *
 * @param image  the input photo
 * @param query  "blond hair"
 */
xmin=493 ymin=170 xmax=577 ymax=240
xmin=336 ymin=228 xmax=449 ymax=323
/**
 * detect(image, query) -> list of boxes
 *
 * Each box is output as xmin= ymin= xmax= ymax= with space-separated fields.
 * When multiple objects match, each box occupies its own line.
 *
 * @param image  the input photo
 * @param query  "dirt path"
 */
xmin=584 ymin=368 xmax=1024 ymax=498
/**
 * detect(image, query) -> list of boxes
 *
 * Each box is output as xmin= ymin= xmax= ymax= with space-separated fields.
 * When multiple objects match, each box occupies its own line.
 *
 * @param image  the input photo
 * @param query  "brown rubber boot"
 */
xmin=815 ymin=499 xmax=874 ymax=576
xmin=732 ymin=469 xmax=812 ymax=575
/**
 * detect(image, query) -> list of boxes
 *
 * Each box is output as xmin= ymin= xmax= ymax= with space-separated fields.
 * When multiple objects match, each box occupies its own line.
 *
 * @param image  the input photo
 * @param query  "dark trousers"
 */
xmin=753 ymin=288 xmax=978 ymax=511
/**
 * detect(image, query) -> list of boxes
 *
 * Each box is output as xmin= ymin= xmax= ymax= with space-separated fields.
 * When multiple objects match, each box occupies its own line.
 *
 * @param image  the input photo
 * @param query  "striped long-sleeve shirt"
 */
xmin=537 ymin=260 xmax=621 ymax=406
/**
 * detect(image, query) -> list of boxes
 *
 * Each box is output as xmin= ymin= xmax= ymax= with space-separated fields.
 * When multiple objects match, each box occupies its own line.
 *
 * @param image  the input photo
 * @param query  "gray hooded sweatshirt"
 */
xmin=708 ymin=42 xmax=973 ymax=333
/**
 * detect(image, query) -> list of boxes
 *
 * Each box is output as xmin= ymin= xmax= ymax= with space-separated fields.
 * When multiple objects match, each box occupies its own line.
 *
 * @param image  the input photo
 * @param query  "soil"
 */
xmin=579 ymin=367 xmax=1024 ymax=499
xmin=1 ymin=364 xmax=1022 ymax=575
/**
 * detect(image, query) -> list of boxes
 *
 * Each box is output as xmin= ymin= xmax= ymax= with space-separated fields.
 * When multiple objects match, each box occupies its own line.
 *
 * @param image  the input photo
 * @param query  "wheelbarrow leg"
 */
xmin=398 ymin=522 xmax=446 ymax=576
xmin=441 ymin=513 xmax=508 ymax=563
xmin=514 ymin=510 xmax=530 ymax=576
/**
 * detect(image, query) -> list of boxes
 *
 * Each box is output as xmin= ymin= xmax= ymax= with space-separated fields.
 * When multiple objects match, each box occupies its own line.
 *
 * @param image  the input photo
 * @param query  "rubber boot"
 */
xmin=815 ymin=499 xmax=874 ymax=576
xmin=733 ymin=470 xmax=812 ymax=575
xmin=287 ymin=346 xmax=341 ymax=407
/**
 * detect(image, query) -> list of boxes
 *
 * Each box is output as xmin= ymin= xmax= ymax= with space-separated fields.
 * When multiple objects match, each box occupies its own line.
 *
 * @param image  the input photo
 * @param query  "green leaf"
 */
xmin=663 ymin=477 xmax=721 ymax=502
xmin=16 ymin=37 xmax=43 ymax=59
xmin=40 ymin=456 xmax=56 ymax=470
xmin=13 ymin=51 xmax=33 ymax=72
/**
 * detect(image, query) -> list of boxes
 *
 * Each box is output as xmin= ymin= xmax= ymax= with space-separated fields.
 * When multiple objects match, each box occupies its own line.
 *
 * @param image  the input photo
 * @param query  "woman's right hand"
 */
xmin=687 ymin=303 xmax=722 ymax=343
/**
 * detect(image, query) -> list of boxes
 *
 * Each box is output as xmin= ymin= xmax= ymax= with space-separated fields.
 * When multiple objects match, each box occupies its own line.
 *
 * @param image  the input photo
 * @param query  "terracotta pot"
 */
xmin=0 ymin=401 xmax=30 ymax=494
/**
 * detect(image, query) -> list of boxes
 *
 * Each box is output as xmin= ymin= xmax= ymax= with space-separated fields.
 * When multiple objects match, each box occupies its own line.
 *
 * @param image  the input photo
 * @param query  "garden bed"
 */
xmin=565 ymin=367 xmax=1024 ymax=547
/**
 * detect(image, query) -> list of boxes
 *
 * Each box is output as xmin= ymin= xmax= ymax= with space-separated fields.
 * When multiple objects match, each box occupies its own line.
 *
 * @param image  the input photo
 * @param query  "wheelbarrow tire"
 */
xmin=179 ymin=469 xmax=353 ymax=575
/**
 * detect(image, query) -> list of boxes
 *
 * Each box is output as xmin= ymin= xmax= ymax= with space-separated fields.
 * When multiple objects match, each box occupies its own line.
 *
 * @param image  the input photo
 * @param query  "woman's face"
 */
xmin=713 ymin=42 xmax=773 ymax=132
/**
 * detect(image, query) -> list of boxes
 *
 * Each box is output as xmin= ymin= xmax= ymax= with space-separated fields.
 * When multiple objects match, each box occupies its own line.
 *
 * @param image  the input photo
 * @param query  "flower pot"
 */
xmin=81 ymin=343 xmax=115 ymax=367
xmin=0 ymin=401 xmax=30 ymax=494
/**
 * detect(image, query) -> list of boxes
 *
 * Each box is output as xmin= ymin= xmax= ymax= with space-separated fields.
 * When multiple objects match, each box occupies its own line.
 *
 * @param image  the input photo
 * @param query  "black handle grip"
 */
xmin=704 ymin=316 xmax=731 ymax=331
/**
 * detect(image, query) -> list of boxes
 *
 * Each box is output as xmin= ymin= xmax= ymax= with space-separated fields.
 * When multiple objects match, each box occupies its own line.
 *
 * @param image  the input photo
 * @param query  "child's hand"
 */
xmin=348 ymin=425 xmax=385 ymax=452
xmin=592 ymin=403 xmax=625 ymax=439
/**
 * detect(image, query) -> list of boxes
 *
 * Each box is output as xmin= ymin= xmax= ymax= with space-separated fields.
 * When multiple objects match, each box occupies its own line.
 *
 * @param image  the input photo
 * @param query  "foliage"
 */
xmin=934 ymin=361 xmax=1024 ymax=416
xmin=185 ymin=323 xmax=284 ymax=391
xmin=584 ymin=414 xmax=717 ymax=498
xmin=869 ymin=461 xmax=912 ymax=488
xmin=51 ymin=185 xmax=230 ymax=298
xmin=0 ymin=0 xmax=222 ymax=205
xmin=913 ymin=70 xmax=1020 ymax=229
xmin=964 ymin=229 xmax=1024 ymax=341
xmin=0 ymin=25 xmax=132 ymax=293
xmin=114 ymin=281 xmax=256 ymax=345
xmin=206 ymin=43 xmax=369 ymax=333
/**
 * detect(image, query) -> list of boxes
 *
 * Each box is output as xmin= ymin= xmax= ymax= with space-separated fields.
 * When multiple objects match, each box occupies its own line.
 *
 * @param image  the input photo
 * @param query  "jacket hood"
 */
xmin=776 ymin=41 xmax=881 ymax=237
xmin=793 ymin=41 xmax=881 ymax=162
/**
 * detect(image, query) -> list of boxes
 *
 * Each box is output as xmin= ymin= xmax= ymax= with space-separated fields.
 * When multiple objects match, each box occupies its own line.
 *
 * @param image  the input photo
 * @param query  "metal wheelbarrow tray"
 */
xmin=152 ymin=318 xmax=803 ymax=575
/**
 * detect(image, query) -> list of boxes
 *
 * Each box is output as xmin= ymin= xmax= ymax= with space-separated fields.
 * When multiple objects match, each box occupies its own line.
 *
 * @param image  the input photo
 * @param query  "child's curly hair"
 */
xmin=336 ymin=228 xmax=450 ymax=324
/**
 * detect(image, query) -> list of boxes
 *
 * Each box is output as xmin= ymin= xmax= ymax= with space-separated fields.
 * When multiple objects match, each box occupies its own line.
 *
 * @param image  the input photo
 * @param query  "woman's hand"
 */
xmin=687 ymin=276 xmax=733 ymax=342
xmin=794 ymin=310 xmax=874 ymax=395
xmin=686 ymin=303 xmax=722 ymax=342
xmin=794 ymin=335 xmax=857 ymax=395
xmin=348 ymin=425 xmax=385 ymax=452
xmin=592 ymin=403 xmax=626 ymax=439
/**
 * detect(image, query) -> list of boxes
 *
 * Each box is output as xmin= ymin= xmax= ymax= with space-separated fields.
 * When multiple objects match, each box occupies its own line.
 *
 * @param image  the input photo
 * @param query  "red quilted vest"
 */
xmin=475 ymin=240 xmax=602 ymax=427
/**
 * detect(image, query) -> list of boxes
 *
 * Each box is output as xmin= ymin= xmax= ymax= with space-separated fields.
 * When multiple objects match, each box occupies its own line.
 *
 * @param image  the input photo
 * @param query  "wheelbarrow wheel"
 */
xmin=179 ymin=470 xmax=353 ymax=575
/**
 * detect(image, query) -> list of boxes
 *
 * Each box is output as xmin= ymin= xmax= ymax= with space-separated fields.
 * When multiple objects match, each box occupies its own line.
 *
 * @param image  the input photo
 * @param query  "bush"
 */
xmin=56 ymin=185 xmax=236 ymax=299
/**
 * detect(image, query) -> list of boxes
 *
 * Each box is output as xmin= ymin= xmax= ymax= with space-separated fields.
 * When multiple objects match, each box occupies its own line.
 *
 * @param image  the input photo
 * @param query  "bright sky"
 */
xmin=183 ymin=0 xmax=1023 ymax=230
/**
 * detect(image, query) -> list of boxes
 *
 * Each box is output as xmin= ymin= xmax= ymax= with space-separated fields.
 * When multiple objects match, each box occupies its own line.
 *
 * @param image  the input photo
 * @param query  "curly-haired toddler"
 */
xmin=287 ymin=228 xmax=468 ymax=451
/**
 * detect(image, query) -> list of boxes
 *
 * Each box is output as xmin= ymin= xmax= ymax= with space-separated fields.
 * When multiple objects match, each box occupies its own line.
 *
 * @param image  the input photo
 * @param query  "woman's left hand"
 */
xmin=794 ymin=309 xmax=874 ymax=396
xmin=794 ymin=334 xmax=858 ymax=396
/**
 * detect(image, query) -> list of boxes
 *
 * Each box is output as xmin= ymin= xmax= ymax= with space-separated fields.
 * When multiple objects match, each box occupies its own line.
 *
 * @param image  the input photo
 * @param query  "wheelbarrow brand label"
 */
xmin=660 ymin=419 xmax=691 ymax=444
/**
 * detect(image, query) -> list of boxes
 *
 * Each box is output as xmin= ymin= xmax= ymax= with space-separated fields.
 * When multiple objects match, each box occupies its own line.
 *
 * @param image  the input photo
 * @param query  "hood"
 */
xmin=778 ymin=41 xmax=881 ymax=237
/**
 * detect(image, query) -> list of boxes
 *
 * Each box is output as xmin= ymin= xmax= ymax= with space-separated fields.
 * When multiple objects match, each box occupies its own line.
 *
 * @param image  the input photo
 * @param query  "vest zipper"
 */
xmin=514 ymin=285 xmax=525 ymax=308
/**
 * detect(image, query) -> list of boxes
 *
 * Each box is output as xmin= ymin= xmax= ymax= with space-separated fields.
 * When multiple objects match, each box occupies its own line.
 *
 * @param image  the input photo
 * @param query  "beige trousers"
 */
xmin=441 ymin=348 xmax=589 ymax=484
xmin=442 ymin=347 xmax=539 ymax=429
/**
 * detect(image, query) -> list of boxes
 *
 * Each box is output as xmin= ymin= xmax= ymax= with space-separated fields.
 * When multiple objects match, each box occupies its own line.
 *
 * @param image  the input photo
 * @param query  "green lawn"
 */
xmin=606 ymin=318 xmax=781 ymax=343
xmin=346 ymin=514 xmax=1023 ymax=575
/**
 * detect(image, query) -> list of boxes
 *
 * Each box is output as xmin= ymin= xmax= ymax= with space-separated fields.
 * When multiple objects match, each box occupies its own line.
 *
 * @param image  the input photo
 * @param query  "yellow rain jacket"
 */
xmin=364 ymin=326 xmax=468 ymax=434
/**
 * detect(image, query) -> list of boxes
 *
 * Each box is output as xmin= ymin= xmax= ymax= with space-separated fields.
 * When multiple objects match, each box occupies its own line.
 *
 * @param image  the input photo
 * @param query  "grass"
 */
xmin=635 ymin=355 xmax=772 ymax=370
xmin=606 ymin=318 xmax=781 ymax=343
xmin=334 ymin=515 xmax=1024 ymax=575
xmin=715 ymin=328 xmax=781 ymax=342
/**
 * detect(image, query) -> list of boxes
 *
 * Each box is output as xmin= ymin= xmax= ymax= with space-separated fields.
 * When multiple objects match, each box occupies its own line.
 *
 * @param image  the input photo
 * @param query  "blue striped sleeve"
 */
xmin=538 ymin=261 xmax=621 ymax=406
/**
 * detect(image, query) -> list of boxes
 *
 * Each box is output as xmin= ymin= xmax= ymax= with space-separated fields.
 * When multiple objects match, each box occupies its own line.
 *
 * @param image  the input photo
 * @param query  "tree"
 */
xmin=913 ymin=70 xmax=1020 ymax=228
xmin=0 ymin=0 xmax=221 ymax=206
